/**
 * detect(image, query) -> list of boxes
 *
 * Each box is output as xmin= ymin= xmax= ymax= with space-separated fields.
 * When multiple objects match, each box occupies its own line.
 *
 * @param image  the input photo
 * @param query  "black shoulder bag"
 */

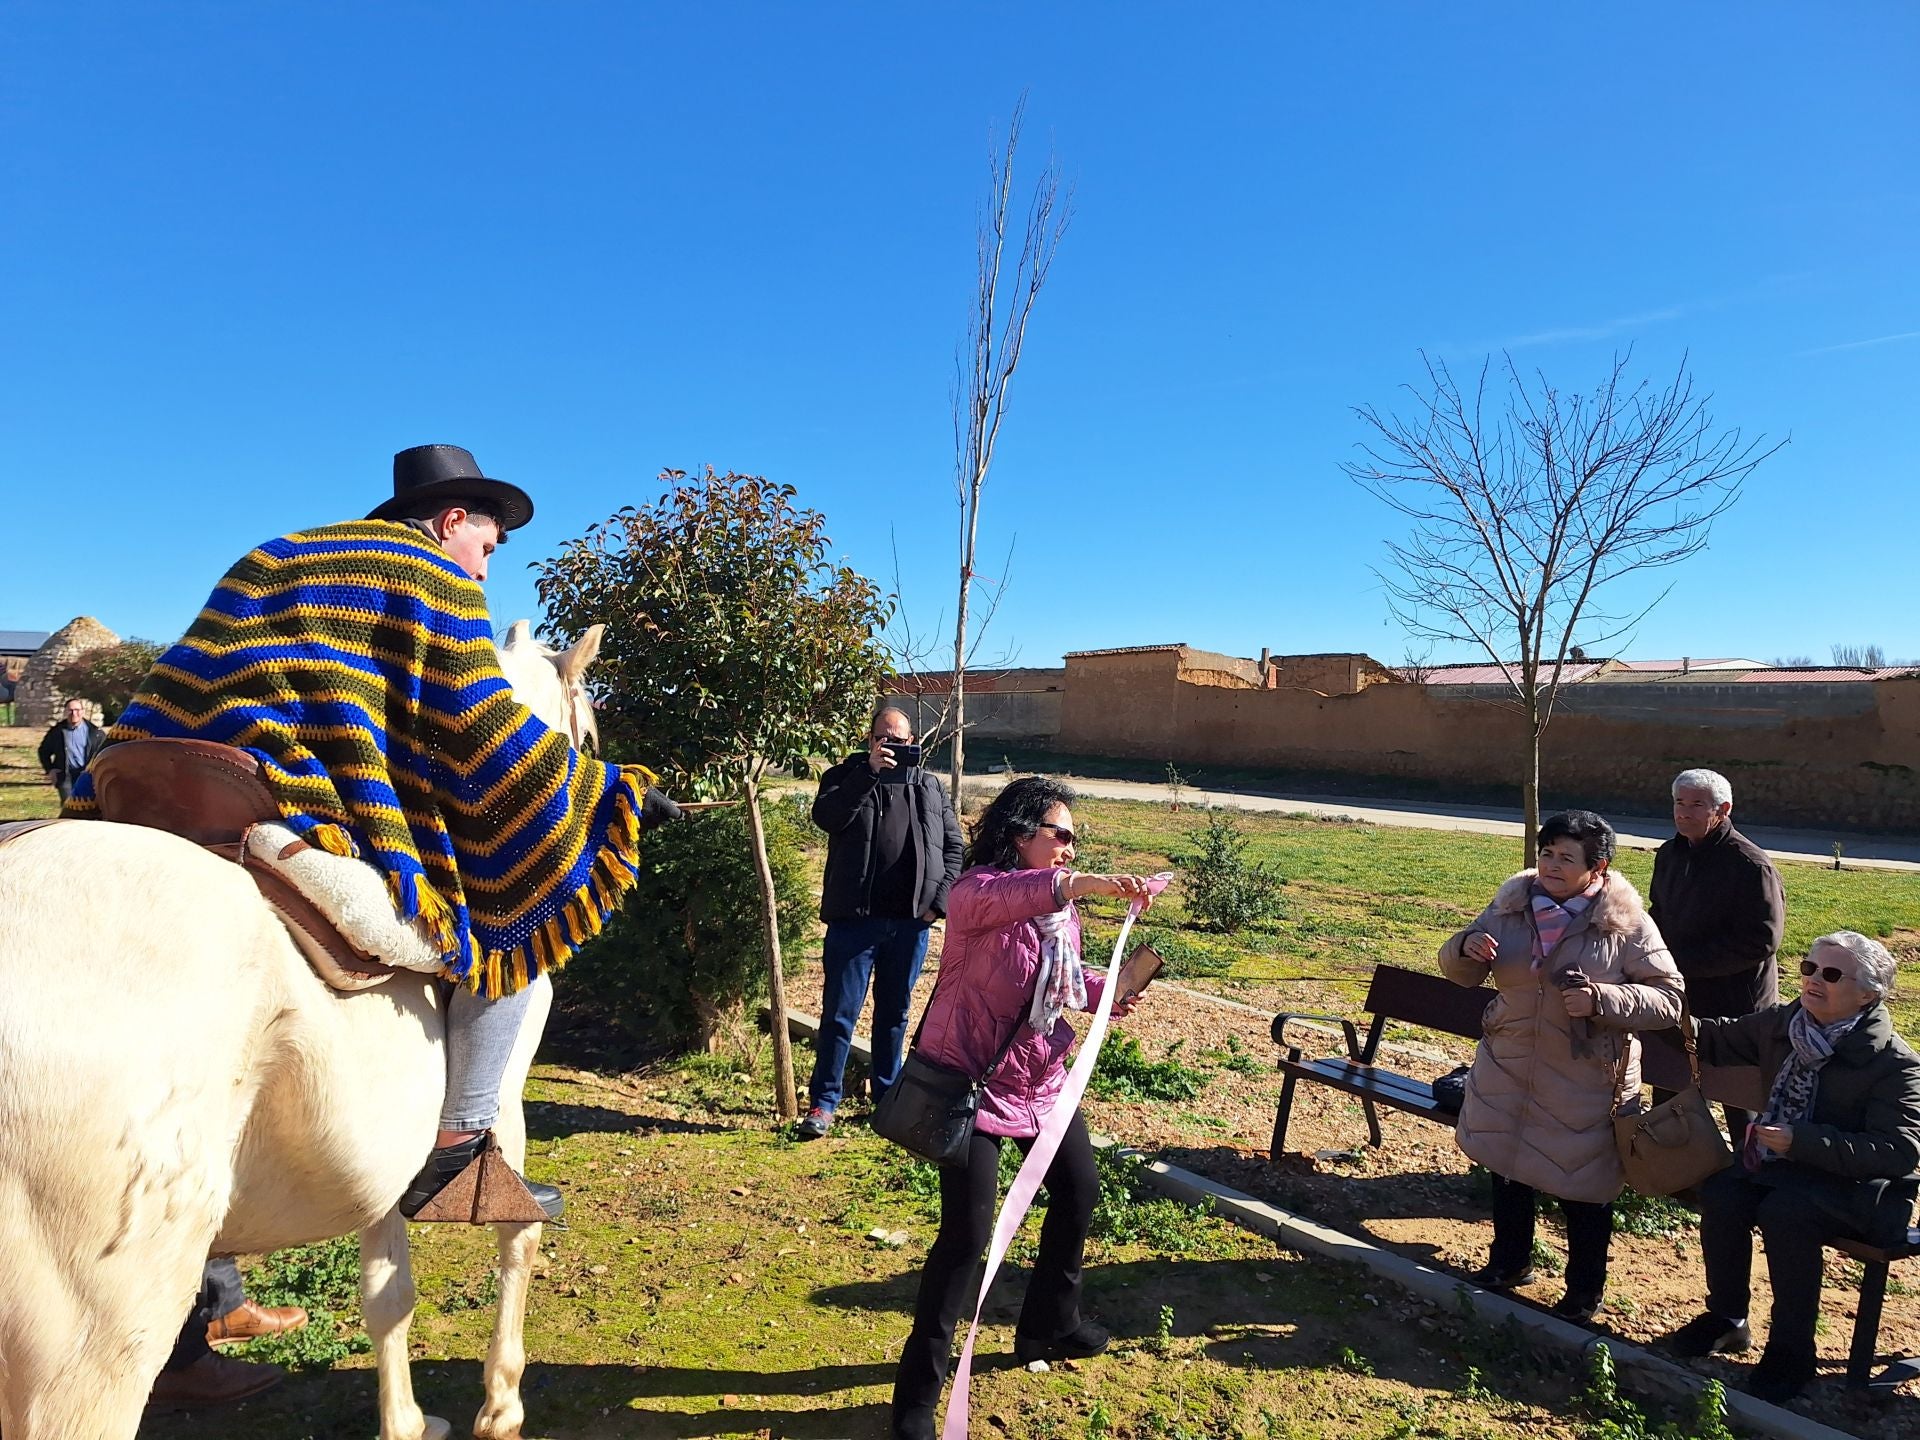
xmin=871 ymin=985 xmax=1037 ymax=1168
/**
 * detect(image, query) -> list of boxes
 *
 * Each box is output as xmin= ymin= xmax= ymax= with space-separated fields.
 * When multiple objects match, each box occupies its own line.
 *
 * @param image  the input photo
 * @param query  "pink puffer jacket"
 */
xmin=914 ymin=866 xmax=1106 ymax=1138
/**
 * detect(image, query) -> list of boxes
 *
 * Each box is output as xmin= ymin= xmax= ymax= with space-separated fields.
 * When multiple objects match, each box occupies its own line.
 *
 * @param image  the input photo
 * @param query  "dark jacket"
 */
xmin=37 ymin=720 xmax=106 ymax=781
xmin=1697 ymin=1001 xmax=1920 ymax=1183
xmin=1649 ymin=821 xmax=1784 ymax=1006
xmin=811 ymin=753 xmax=964 ymax=922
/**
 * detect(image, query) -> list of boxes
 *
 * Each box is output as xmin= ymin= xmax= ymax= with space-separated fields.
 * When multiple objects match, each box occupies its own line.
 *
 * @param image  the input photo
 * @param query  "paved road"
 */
xmin=966 ymin=772 xmax=1920 ymax=873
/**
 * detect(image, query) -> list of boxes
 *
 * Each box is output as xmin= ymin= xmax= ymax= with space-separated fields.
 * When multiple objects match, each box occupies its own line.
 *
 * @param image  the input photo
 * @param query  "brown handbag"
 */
xmin=1611 ymin=1008 xmax=1733 ymax=1196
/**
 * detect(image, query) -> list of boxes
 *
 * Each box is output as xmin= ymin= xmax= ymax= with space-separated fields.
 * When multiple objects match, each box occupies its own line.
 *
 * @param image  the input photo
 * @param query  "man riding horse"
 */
xmin=67 ymin=443 xmax=673 ymax=1217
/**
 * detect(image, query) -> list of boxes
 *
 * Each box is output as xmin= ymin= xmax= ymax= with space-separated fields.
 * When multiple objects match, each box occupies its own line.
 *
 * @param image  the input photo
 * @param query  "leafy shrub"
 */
xmin=51 ymin=639 xmax=164 ymax=722
xmin=1175 ymin=811 xmax=1286 ymax=933
xmin=563 ymin=791 xmax=813 ymax=1051
xmin=233 ymin=1238 xmax=372 ymax=1371
xmin=1091 ymin=1033 xmax=1209 ymax=1102
xmin=1088 ymin=1147 xmax=1227 ymax=1254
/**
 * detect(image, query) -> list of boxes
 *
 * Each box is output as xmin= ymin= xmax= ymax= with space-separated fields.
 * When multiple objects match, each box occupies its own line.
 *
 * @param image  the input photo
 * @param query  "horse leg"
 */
xmin=472 ymin=975 xmax=551 ymax=1440
xmin=360 ymin=1208 xmax=450 ymax=1440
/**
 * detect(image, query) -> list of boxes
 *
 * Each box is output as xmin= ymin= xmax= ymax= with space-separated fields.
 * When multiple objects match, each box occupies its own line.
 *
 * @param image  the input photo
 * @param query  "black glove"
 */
xmin=640 ymin=786 xmax=683 ymax=831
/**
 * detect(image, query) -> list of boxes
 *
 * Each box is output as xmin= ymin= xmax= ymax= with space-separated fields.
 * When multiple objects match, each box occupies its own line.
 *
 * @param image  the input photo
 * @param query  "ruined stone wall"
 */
xmin=1058 ymin=657 xmax=1920 ymax=833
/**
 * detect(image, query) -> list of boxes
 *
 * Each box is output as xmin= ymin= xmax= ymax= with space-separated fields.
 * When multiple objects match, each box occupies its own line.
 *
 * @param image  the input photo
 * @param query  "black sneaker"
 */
xmin=1014 ymin=1320 xmax=1110 ymax=1364
xmin=794 ymin=1106 xmax=833 ymax=1139
xmin=1746 ymin=1349 xmax=1813 ymax=1405
xmin=1663 ymin=1312 xmax=1752 ymax=1359
xmin=1465 ymin=1260 xmax=1536 ymax=1291
xmin=1552 ymin=1289 xmax=1604 ymax=1324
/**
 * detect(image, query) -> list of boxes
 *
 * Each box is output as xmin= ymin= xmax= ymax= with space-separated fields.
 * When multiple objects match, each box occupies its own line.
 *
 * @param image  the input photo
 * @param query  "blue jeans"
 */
xmin=809 ymin=917 xmax=931 ymax=1112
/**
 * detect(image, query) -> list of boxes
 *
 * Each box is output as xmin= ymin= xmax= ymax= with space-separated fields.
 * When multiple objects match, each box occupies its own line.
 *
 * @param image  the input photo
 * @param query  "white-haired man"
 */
xmin=1649 ymin=767 xmax=1785 ymax=1142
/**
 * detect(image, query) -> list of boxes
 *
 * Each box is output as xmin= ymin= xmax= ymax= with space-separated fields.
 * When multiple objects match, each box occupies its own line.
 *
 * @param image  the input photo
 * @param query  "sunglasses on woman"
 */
xmin=1036 ymin=823 xmax=1076 ymax=847
xmin=1800 ymin=959 xmax=1852 ymax=984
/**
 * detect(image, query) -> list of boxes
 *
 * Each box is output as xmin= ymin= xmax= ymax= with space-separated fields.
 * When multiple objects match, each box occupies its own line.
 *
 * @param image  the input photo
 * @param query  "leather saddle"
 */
xmin=86 ymin=739 xmax=397 ymax=992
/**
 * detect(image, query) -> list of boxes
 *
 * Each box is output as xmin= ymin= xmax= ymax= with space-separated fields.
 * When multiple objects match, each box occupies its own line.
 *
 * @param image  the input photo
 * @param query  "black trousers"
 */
xmin=1699 ymin=1161 xmax=1902 ymax=1364
xmin=163 ymin=1257 xmax=245 ymax=1372
xmin=1488 ymin=1173 xmax=1613 ymax=1297
xmin=892 ymin=1110 xmax=1098 ymax=1418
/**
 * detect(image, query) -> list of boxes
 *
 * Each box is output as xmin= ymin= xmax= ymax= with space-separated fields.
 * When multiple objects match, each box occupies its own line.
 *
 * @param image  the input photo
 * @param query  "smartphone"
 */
xmin=877 ymin=740 xmax=923 ymax=781
xmin=1117 ymin=942 xmax=1164 ymax=1002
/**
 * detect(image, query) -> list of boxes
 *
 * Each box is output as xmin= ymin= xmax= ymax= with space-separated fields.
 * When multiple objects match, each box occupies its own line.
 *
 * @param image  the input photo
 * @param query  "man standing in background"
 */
xmin=1650 ymin=767 xmax=1786 ymax=1141
xmin=38 ymin=697 xmax=105 ymax=801
xmin=800 ymin=706 xmax=964 ymax=1138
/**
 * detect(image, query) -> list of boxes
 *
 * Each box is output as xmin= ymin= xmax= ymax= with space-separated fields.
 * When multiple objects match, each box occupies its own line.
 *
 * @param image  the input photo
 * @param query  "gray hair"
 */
xmin=1810 ymin=931 xmax=1896 ymax=1000
xmin=1672 ymin=768 xmax=1733 ymax=808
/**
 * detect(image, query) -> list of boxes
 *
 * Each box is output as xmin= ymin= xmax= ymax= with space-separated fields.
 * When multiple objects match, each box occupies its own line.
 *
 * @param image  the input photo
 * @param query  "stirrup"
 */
xmin=408 ymin=1135 xmax=553 ymax=1224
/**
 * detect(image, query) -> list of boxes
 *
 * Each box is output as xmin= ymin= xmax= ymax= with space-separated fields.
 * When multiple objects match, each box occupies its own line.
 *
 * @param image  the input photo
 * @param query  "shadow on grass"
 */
xmin=526 ymin=1099 xmax=734 ymax=1142
xmin=138 ymin=1358 xmax=898 ymax=1439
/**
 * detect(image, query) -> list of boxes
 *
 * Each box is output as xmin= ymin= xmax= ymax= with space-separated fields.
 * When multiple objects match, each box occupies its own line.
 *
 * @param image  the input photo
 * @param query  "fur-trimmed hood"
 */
xmin=1488 ymin=868 xmax=1650 ymax=937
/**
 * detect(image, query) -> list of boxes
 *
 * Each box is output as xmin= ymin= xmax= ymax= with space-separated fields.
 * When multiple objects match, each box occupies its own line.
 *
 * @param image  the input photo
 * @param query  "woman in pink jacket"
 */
xmin=890 ymin=776 xmax=1158 ymax=1440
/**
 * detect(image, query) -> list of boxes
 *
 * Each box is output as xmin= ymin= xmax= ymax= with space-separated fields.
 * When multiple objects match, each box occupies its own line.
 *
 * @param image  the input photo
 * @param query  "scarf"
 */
xmin=65 ymin=520 xmax=655 ymax=997
xmin=1027 ymin=906 xmax=1086 ymax=1033
xmin=1748 ymin=1005 xmax=1866 ymax=1167
xmin=1528 ymin=874 xmax=1605 ymax=974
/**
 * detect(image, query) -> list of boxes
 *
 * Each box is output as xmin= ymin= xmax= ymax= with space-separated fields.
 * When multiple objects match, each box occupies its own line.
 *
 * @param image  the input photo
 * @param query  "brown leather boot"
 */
xmin=207 ymin=1298 xmax=309 ymax=1345
xmin=146 ymin=1351 xmax=286 ymax=1410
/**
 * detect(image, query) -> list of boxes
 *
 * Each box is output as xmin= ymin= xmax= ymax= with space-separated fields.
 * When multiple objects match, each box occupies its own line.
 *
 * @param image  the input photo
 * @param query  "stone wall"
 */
xmin=15 ymin=617 xmax=119 ymax=728
xmin=1057 ymin=652 xmax=1920 ymax=834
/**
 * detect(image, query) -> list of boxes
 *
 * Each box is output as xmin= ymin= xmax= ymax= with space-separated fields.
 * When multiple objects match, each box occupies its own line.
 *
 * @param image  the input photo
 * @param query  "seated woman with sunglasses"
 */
xmin=890 ymin=776 xmax=1158 ymax=1440
xmin=1663 ymin=932 xmax=1920 ymax=1403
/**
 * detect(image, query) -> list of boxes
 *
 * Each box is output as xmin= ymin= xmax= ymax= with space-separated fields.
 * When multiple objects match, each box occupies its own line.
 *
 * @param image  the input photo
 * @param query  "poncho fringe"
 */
xmin=67 ymin=520 xmax=654 ymax=998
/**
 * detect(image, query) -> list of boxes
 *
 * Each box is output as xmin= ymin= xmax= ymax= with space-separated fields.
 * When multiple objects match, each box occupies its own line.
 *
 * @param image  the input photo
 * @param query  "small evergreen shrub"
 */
xmin=1176 ymin=810 xmax=1286 ymax=933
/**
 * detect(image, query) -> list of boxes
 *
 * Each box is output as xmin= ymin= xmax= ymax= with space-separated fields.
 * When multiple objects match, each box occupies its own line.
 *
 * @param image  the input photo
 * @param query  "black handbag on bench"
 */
xmin=872 ymin=981 xmax=1037 ymax=1168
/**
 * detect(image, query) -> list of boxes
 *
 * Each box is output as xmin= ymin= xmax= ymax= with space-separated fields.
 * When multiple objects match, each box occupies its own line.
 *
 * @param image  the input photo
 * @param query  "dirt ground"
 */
xmin=787 ymin=943 xmax=1920 ymax=1438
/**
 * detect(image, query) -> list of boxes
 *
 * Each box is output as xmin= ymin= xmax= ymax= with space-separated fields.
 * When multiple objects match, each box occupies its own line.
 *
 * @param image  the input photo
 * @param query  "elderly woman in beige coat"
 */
xmin=1441 ymin=809 xmax=1685 ymax=1321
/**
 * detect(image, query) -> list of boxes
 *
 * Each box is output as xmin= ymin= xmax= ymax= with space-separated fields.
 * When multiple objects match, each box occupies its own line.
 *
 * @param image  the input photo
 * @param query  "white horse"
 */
xmin=0 ymin=621 xmax=606 ymax=1440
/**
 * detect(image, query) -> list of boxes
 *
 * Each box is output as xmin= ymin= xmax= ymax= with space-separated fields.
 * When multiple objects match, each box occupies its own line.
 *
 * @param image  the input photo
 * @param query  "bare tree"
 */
xmin=1830 ymin=643 xmax=1887 ymax=668
xmin=1771 ymin=654 xmax=1816 ymax=667
xmin=885 ymin=533 xmax=1017 ymax=753
xmin=948 ymin=95 xmax=1070 ymax=801
xmin=1348 ymin=352 xmax=1781 ymax=863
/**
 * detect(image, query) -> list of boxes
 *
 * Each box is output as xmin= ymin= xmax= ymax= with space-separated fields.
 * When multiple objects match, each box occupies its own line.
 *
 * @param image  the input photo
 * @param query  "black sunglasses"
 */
xmin=1800 ymin=959 xmax=1851 ymax=984
xmin=1036 ymin=823 xmax=1077 ymax=847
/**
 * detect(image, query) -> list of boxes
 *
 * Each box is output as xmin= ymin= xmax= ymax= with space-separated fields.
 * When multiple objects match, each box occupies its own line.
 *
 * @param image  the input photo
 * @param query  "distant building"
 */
xmin=1 ymin=629 xmax=51 ymax=683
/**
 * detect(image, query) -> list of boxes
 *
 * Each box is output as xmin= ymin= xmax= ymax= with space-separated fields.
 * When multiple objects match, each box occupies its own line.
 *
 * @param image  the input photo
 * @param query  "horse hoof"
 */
xmin=473 ymin=1407 xmax=525 ymax=1440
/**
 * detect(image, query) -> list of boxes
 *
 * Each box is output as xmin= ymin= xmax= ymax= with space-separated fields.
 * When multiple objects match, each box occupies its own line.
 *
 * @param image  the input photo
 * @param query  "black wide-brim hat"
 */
xmin=367 ymin=444 xmax=534 ymax=532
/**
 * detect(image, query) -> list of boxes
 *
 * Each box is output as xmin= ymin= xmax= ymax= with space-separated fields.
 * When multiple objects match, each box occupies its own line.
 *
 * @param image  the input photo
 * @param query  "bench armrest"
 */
xmin=1271 ymin=1011 xmax=1362 ymax=1059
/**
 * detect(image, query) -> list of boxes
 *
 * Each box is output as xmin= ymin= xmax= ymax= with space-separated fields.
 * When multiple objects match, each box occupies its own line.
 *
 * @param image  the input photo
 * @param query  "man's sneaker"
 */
xmin=795 ymin=1106 xmax=833 ymax=1140
xmin=1014 ymin=1319 xmax=1110 ymax=1364
xmin=1663 ymin=1312 xmax=1752 ymax=1358
xmin=1465 ymin=1260 xmax=1536 ymax=1291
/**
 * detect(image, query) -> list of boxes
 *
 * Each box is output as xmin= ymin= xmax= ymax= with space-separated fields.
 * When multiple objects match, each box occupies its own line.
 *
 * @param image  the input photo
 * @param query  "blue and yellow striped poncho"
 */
xmin=67 ymin=520 xmax=654 ymax=998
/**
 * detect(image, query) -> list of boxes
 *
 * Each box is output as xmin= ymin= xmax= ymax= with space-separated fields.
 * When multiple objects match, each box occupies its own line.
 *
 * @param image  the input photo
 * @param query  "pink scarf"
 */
xmin=1528 ymin=874 xmax=1604 ymax=974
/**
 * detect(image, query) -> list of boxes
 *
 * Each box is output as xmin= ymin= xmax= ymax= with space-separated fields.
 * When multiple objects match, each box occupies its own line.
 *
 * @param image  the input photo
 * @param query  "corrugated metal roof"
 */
xmin=1609 ymin=658 xmax=1766 ymax=672
xmin=1421 ymin=662 xmax=1608 ymax=686
xmin=1733 ymin=667 xmax=1920 ymax=683
xmin=0 ymin=630 xmax=50 ymax=653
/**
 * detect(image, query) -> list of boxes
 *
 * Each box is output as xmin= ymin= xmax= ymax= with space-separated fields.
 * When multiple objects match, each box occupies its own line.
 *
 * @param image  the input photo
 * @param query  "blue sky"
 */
xmin=4 ymin=3 xmax=1916 ymax=669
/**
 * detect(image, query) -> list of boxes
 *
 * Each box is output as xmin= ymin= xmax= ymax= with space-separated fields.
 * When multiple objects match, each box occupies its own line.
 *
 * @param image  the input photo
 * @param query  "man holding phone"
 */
xmin=801 ymin=706 xmax=965 ymax=1138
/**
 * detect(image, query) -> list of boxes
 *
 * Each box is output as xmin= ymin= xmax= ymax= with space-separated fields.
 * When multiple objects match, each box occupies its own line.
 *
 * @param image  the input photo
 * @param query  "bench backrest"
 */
xmin=1361 ymin=963 xmax=1756 ymax=1101
xmin=1362 ymin=964 xmax=1493 ymax=1043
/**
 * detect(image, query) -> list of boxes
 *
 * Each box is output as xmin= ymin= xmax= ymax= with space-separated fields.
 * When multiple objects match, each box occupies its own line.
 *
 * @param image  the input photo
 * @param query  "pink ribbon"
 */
xmin=942 ymin=872 xmax=1173 ymax=1439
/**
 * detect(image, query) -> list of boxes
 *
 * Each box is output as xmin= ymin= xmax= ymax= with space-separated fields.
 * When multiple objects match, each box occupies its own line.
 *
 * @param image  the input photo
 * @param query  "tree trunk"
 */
xmin=1523 ymin=720 xmax=1542 ymax=868
xmin=744 ymin=767 xmax=798 ymax=1119
xmin=949 ymin=562 xmax=970 ymax=803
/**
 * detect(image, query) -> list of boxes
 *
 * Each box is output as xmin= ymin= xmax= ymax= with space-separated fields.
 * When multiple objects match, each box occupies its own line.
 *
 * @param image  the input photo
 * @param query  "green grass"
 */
xmin=137 ymin=1054 xmax=1639 ymax=1440
xmin=1061 ymin=795 xmax=1920 ymax=1034
xmin=0 ymin=727 xmax=58 ymax=822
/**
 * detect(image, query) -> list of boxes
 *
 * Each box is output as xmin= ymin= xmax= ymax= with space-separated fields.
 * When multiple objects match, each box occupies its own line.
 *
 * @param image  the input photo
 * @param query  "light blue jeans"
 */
xmin=440 ymin=973 xmax=547 ymax=1131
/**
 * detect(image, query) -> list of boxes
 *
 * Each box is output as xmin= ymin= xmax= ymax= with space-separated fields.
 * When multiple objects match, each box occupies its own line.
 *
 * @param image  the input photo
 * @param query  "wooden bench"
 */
xmin=1267 ymin=961 xmax=1920 ymax=1389
xmin=1268 ymin=963 xmax=1718 ymax=1156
